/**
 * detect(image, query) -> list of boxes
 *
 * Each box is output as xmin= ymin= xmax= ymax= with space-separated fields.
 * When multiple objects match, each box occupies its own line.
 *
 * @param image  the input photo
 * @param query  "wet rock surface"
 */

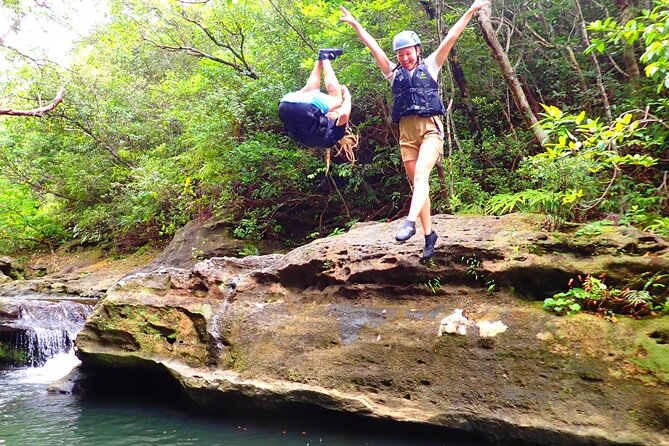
xmin=70 ymin=214 xmax=669 ymax=445
xmin=0 ymin=250 xmax=155 ymax=301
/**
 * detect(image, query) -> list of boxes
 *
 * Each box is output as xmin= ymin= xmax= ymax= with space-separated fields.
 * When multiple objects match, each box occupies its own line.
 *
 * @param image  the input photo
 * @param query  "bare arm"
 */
xmin=340 ymin=6 xmax=394 ymax=79
xmin=328 ymin=85 xmax=352 ymax=125
xmin=432 ymin=0 xmax=490 ymax=68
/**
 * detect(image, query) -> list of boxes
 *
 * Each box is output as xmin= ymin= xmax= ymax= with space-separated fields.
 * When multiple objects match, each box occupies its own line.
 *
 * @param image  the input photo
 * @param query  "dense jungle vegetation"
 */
xmin=0 ymin=0 xmax=667 ymax=254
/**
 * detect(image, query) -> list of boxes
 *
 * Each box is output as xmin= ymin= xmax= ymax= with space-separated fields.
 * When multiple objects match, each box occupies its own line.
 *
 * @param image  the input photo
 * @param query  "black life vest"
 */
xmin=289 ymin=112 xmax=331 ymax=148
xmin=391 ymin=62 xmax=445 ymax=123
xmin=278 ymin=101 xmax=344 ymax=149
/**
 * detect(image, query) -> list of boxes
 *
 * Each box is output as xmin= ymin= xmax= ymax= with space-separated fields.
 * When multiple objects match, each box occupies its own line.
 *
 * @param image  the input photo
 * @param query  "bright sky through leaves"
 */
xmin=0 ymin=0 xmax=109 ymax=68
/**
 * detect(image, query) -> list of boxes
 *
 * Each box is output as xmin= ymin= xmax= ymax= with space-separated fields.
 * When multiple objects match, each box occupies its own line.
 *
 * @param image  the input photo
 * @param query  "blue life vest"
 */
xmin=391 ymin=62 xmax=445 ymax=122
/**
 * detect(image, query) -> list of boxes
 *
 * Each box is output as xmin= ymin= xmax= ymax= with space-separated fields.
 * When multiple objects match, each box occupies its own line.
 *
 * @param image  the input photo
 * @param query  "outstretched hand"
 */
xmin=470 ymin=0 xmax=491 ymax=12
xmin=339 ymin=6 xmax=358 ymax=26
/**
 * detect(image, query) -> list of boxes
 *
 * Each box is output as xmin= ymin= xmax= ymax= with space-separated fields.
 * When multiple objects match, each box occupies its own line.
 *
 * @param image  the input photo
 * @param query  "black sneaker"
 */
xmin=318 ymin=48 xmax=344 ymax=61
xmin=395 ymin=220 xmax=416 ymax=242
xmin=422 ymin=231 xmax=438 ymax=260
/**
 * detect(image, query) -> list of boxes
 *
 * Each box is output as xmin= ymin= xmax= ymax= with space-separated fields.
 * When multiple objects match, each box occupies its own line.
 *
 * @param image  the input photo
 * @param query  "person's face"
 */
xmin=396 ymin=46 xmax=420 ymax=70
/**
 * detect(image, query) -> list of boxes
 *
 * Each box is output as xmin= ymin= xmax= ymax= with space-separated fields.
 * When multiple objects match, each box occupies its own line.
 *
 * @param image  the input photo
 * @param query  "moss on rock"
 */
xmin=0 ymin=341 xmax=28 ymax=365
xmin=78 ymin=301 xmax=212 ymax=367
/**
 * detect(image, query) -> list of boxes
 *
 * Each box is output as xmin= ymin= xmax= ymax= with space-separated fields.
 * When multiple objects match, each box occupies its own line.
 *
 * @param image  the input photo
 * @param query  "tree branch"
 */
xmin=267 ymin=0 xmax=316 ymax=53
xmin=0 ymin=85 xmax=64 ymax=117
xmin=139 ymin=16 xmax=259 ymax=79
xmin=55 ymin=113 xmax=132 ymax=167
xmin=0 ymin=152 xmax=70 ymax=199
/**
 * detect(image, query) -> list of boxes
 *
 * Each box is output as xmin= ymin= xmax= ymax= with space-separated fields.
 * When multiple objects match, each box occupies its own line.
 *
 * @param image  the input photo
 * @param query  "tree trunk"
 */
xmin=434 ymin=0 xmax=452 ymax=211
xmin=574 ymin=0 xmax=613 ymax=121
xmin=449 ymin=48 xmax=482 ymax=141
xmin=476 ymin=5 xmax=548 ymax=145
xmin=519 ymin=76 xmax=542 ymax=116
xmin=615 ymin=0 xmax=641 ymax=91
xmin=564 ymin=46 xmax=588 ymax=93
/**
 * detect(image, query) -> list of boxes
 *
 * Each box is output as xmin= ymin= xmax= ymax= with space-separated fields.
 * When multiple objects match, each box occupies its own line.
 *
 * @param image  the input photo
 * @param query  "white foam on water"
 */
xmin=12 ymin=349 xmax=80 ymax=384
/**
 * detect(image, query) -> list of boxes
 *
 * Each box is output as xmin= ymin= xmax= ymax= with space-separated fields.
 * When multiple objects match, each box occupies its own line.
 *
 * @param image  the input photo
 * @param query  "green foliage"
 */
xmin=460 ymin=255 xmax=496 ymax=291
xmin=239 ymin=244 xmax=260 ymax=257
xmin=589 ymin=0 xmax=669 ymax=92
xmin=218 ymin=133 xmax=321 ymax=240
xmin=0 ymin=178 xmax=66 ymax=252
xmin=575 ymin=219 xmax=614 ymax=237
xmin=539 ymin=106 xmax=658 ymax=170
xmin=0 ymin=342 xmax=28 ymax=365
xmin=488 ymin=105 xmax=662 ymax=229
xmin=644 ymin=217 xmax=669 ymax=238
xmin=466 ymin=97 xmax=507 ymax=135
xmin=543 ymin=297 xmax=582 ymax=316
xmin=233 ymin=209 xmax=273 ymax=240
xmin=662 ymin=300 xmax=669 ymax=314
xmin=615 ymin=203 xmax=669 ymax=239
xmin=545 ymin=275 xmax=611 ymax=316
xmin=191 ymin=247 xmax=205 ymax=260
xmin=1 ymin=0 xmax=667 ymax=254
xmin=1 ymin=0 xmax=21 ymax=9
xmin=441 ymin=153 xmax=488 ymax=214
xmin=623 ymin=289 xmax=653 ymax=306
xmin=486 ymin=189 xmax=562 ymax=215
xmin=420 ymin=277 xmax=443 ymax=294
xmin=328 ymin=227 xmax=346 ymax=237
xmin=443 ymin=128 xmax=532 ymax=215
xmin=545 ymin=274 xmax=668 ymax=318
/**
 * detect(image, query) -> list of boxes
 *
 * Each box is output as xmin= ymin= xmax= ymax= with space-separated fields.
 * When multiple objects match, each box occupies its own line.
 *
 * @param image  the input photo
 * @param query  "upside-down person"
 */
xmin=278 ymin=48 xmax=357 ymax=162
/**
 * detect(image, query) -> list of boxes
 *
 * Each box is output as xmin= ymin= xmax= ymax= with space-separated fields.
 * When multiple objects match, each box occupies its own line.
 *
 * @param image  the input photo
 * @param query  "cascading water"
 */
xmin=1 ymin=297 xmax=93 ymax=367
xmin=14 ymin=327 xmax=72 ymax=367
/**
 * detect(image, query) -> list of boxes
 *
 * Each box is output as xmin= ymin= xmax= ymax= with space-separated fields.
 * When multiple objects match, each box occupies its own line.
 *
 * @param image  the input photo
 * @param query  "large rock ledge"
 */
xmin=75 ymin=214 xmax=669 ymax=445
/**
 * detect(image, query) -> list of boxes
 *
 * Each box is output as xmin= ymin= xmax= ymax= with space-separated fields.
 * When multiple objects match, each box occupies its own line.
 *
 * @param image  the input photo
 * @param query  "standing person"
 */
xmin=279 ymin=49 xmax=353 ymax=153
xmin=340 ymin=0 xmax=490 ymax=260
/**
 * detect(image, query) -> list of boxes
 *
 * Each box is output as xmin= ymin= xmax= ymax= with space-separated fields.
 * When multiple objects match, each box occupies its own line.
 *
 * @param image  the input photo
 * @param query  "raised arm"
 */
xmin=432 ymin=0 xmax=490 ymax=68
xmin=340 ymin=6 xmax=394 ymax=78
xmin=337 ymin=85 xmax=352 ymax=126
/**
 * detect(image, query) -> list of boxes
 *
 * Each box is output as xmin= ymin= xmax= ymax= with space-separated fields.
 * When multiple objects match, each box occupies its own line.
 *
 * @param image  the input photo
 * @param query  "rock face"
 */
xmin=140 ymin=216 xmax=285 ymax=271
xmin=0 ymin=256 xmax=19 ymax=281
xmin=75 ymin=214 xmax=669 ymax=446
xmin=0 ymin=250 xmax=154 ymax=300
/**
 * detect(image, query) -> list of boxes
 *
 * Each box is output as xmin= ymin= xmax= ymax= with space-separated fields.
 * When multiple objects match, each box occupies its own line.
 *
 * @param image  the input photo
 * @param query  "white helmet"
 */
xmin=392 ymin=30 xmax=421 ymax=51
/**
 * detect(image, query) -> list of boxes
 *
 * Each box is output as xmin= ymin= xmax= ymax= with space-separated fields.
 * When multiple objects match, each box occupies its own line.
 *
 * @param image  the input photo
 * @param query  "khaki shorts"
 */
xmin=398 ymin=115 xmax=444 ymax=162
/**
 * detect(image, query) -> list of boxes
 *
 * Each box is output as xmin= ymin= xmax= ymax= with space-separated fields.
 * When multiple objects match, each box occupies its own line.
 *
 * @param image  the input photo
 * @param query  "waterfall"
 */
xmin=14 ymin=327 xmax=72 ymax=367
xmin=7 ymin=299 xmax=93 ymax=367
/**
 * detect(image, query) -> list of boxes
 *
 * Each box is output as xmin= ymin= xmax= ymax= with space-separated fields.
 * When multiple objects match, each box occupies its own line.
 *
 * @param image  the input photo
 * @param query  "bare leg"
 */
xmin=321 ymin=60 xmax=341 ymax=96
xmin=301 ymin=60 xmax=322 ymax=92
xmin=336 ymin=85 xmax=351 ymax=126
xmin=299 ymin=59 xmax=344 ymax=113
xmin=404 ymin=146 xmax=440 ymax=235
xmin=321 ymin=59 xmax=343 ymax=109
